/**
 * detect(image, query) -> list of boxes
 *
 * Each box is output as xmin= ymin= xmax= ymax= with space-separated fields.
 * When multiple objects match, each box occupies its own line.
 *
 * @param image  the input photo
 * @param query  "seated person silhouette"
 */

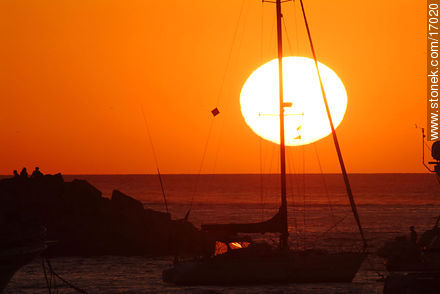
xmin=20 ymin=168 xmax=28 ymax=178
xmin=31 ymin=167 xmax=43 ymax=178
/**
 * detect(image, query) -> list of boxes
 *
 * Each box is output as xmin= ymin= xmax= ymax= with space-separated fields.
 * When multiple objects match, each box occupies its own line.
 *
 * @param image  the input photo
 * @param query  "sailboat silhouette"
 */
xmin=163 ymin=0 xmax=366 ymax=285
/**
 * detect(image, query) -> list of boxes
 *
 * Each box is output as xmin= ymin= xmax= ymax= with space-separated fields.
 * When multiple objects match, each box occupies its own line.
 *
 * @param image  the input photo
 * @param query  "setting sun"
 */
xmin=240 ymin=57 xmax=348 ymax=146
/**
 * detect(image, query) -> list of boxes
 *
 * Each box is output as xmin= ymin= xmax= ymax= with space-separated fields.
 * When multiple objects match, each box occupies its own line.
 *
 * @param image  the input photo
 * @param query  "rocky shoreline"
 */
xmin=0 ymin=174 xmax=212 ymax=256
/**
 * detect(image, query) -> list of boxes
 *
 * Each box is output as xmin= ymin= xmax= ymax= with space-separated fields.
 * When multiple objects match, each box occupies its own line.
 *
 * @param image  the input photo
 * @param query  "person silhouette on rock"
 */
xmin=20 ymin=168 xmax=28 ymax=178
xmin=31 ymin=167 xmax=43 ymax=178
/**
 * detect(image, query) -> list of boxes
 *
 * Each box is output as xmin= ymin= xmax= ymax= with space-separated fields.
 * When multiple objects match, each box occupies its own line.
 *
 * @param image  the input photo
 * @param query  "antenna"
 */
xmin=416 ymin=125 xmax=434 ymax=172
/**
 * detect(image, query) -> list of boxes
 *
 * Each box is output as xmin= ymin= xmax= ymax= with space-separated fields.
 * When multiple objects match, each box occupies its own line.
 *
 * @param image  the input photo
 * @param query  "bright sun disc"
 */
xmin=240 ymin=57 xmax=347 ymax=146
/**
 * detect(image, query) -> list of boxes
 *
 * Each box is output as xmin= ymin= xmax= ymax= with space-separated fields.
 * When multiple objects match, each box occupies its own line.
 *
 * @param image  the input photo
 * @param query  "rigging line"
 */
xmin=188 ymin=118 xmax=215 ymax=214
xmin=140 ymin=105 xmax=168 ymax=214
xmin=309 ymin=213 xmax=349 ymax=248
xmin=268 ymin=9 xmax=277 ymax=57
xmin=211 ymin=1 xmax=249 ymax=175
xmin=293 ymin=149 xmax=303 ymax=247
xmin=186 ymin=1 xmax=247 ymax=217
xmin=261 ymin=0 xmax=264 ymax=62
xmin=259 ymin=0 xmax=266 ymax=216
xmin=280 ymin=12 xmax=302 ymax=247
xmin=302 ymin=144 xmax=306 ymax=250
xmin=208 ymin=119 xmax=224 ymax=184
xmin=42 ymin=256 xmax=51 ymax=294
xmin=259 ymin=137 xmax=265 ymax=221
xmin=43 ymin=255 xmax=88 ymax=294
xmin=267 ymin=140 xmax=277 ymax=181
xmin=313 ymin=143 xmax=335 ymax=220
xmin=265 ymin=142 xmax=277 ymax=220
xmin=299 ymin=0 xmax=367 ymax=250
xmin=209 ymin=116 xmax=226 ymax=177
xmin=292 ymin=0 xmax=300 ymax=55
xmin=282 ymin=11 xmax=293 ymax=55
xmin=199 ymin=0 xmax=248 ymax=188
xmin=286 ymin=149 xmax=300 ymax=249
xmin=259 ymin=2 xmax=265 ymax=222
xmin=215 ymin=0 xmax=246 ymax=105
xmin=205 ymin=0 xmax=249 ymax=187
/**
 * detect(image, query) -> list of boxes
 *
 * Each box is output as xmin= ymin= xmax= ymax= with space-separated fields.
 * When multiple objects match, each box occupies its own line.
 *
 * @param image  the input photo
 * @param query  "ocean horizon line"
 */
xmin=0 ymin=172 xmax=430 ymax=176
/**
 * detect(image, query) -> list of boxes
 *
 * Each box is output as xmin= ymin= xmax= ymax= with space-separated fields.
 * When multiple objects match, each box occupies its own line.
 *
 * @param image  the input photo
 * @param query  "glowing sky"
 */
xmin=0 ymin=0 xmax=425 ymax=174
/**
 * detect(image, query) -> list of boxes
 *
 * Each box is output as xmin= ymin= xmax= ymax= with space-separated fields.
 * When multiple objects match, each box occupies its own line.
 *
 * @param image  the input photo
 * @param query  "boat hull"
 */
xmin=0 ymin=244 xmax=45 ymax=293
xmin=163 ymin=251 xmax=366 ymax=285
xmin=0 ymin=226 xmax=46 ymax=293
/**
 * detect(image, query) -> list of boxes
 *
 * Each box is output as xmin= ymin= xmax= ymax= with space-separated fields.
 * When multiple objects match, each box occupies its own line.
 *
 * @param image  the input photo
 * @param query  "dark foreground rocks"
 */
xmin=0 ymin=174 xmax=212 ymax=256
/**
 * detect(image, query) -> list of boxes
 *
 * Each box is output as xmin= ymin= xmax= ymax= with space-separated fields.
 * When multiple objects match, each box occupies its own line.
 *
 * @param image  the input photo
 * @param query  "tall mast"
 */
xmin=276 ymin=0 xmax=289 ymax=250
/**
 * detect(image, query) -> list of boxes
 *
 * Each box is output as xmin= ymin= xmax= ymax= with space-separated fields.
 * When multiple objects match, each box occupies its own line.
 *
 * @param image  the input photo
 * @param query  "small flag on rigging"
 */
xmin=211 ymin=107 xmax=220 ymax=117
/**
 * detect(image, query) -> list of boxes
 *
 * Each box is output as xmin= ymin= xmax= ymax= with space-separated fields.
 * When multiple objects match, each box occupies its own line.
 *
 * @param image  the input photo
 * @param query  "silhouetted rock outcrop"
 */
xmin=0 ymin=174 xmax=212 ymax=257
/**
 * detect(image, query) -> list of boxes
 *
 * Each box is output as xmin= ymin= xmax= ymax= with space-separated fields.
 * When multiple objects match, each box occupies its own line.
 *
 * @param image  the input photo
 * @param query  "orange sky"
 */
xmin=0 ymin=0 xmax=426 ymax=174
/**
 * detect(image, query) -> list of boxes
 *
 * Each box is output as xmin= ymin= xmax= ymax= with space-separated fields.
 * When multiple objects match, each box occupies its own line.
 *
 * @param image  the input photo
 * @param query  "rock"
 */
xmin=111 ymin=190 xmax=144 ymax=214
xmin=0 ymin=173 xmax=211 ymax=257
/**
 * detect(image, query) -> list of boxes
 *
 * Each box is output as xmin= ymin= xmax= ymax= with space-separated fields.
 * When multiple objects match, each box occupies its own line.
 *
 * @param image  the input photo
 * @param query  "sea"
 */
xmin=5 ymin=173 xmax=440 ymax=294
